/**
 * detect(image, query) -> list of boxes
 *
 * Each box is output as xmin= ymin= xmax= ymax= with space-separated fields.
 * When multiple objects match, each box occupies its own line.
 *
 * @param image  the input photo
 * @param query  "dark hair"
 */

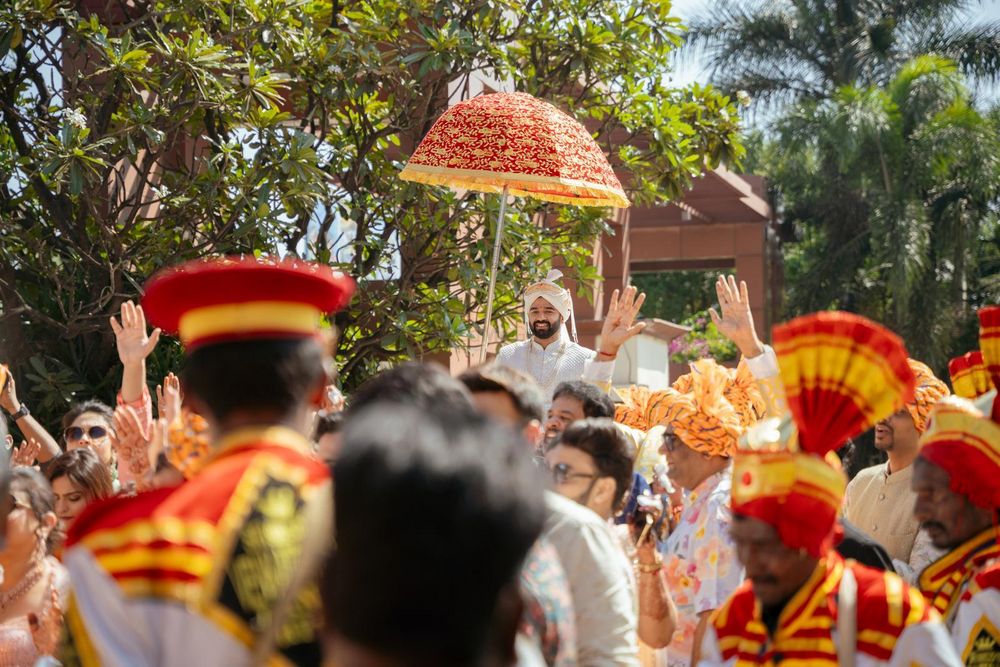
xmin=181 ymin=338 xmax=326 ymax=422
xmin=458 ymin=364 xmax=545 ymax=423
xmin=551 ymin=381 xmax=615 ymax=419
xmin=61 ymin=400 xmax=114 ymax=437
xmin=315 ymin=411 xmax=344 ymax=439
xmin=46 ymin=449 xmax=115 ymax=504
xmin=325 ymin=404 xmax=545 ymax=666
xmin=556 ymin=418 xmax=634 ymax=512
xmin=346 ymin=362 xmax=475 ymax=421
xmin=11 ymin=467 xmax=62 ymax=554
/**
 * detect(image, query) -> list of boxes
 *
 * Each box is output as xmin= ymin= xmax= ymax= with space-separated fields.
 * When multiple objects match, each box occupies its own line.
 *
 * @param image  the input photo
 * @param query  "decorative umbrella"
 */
xmin=400 ymin=91 xmax=630 ymax=362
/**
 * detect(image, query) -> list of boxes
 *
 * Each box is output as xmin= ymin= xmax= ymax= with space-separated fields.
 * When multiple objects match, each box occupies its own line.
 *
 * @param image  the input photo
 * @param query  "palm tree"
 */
xmin=768 ymin=56 xmax=1000 ymax=366
xmin=687 ymin=0 xmax=1000 ymax=108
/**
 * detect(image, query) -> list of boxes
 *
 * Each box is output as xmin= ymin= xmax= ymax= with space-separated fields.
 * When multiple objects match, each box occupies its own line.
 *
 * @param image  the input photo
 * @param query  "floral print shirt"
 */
xmin=519 ymin=537 xmax=578 ymax=667
xmin=659 ymin=468 xmax=743 ymax=667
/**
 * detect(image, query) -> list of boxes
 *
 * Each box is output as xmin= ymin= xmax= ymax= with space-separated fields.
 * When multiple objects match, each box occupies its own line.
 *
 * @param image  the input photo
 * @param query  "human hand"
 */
xmin=0 ymin=371 xmax=20 ymax=414
xmin=11 ymin=439 xmax=41 ymax=467
xmin=598 ymin=286 xmax=647 ymax=358
xmin=709 ymin=274 xmax=764 ymax=358
xmin=110 ymin=300 xmax=161 ymax=367
xmin=321 ymin=385 xmax=345 ymax=413
xmin=111 ymin=405 xmax=152 ymax=479
xmin=156 ymin=373 xmax=182 ymax=425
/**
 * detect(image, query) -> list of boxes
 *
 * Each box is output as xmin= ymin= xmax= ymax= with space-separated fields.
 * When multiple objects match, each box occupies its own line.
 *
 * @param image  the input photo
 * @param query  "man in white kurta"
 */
xmin=495 ymin=270 xmax=645 ymax=402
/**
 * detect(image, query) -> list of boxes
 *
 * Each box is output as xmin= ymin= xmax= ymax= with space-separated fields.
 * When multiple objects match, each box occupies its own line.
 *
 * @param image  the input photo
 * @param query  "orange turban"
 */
xmin=904 ymin=359 xmax=949 ymax=433
xmin=732 ymin=312 xmax=916 ymax=557
xmin=654 ymin=359 xmax=742 ymax=457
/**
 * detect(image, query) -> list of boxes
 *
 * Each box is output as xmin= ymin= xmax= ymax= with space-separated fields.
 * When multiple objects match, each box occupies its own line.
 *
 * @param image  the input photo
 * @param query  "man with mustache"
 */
xmin=495 ymin=270 xmax=645 ymax=403
xmin=912 ymin=306 xmax=1000 ymax=663
xmin=843 ymin=359 xmax=950 ymax=582
xmin=700 ymin=312 xmax=960 ymax=666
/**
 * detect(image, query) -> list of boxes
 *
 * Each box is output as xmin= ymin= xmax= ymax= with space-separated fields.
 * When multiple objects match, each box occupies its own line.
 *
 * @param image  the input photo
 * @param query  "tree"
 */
xmin=754 ymin=56 xmax=1000 ymax=367
xmin=0 ymin=0 xmax=744 ymax=429
xmin=687 ymin=0 xmax=1000 ymax=109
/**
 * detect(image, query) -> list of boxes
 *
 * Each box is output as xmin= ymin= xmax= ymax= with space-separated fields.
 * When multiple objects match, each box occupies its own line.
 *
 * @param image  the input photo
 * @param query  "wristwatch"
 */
xmin=10 ymin=404 xmax=29 ymax=421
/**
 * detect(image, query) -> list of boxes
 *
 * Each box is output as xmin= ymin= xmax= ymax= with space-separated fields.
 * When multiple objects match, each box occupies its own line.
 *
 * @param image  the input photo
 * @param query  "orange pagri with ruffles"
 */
xmin=919 ymin=528 xmax=1000 ymax=623
xmin=711 ymin=553 xmax=935 ymax=665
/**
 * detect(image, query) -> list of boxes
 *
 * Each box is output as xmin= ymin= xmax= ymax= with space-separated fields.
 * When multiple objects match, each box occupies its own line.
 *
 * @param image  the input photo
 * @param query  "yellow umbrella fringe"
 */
xmin=400 ymin=164 xmax=630 ymax=209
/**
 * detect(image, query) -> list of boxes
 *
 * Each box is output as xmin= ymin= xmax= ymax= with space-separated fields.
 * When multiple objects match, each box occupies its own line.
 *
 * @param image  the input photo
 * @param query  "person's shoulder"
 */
xmin=497 ymin=340 xmax=526 ymax=357
xmin=709 ymin=580 xmax=756 ymax=631
xmin=545 ymin=491 xmax=606 ymax=529
xmin=849 ymin=464 xmax=886 ymax=485
xmin=971 ymin=559 xmax=1000 ymax=594
xmin=66 ymin=484 xmax=182 ymax=548
xmin=850 ymin=561 xmax=934 ymax=635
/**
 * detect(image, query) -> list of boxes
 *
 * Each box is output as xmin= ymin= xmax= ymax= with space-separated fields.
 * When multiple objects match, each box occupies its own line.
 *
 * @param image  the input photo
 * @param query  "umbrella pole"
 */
xmin=479 ymin=185 xmax=509 ymax=363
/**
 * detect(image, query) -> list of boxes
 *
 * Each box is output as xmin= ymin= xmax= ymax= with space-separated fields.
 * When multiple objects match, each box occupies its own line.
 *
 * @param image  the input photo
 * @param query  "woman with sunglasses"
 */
xmin=59 ymin=401 xmax=117 ymax=485
xmin=0 ymin=468 xmax=69 ymax=665
xmin=46 ymin=449 xmax=114 ymax=531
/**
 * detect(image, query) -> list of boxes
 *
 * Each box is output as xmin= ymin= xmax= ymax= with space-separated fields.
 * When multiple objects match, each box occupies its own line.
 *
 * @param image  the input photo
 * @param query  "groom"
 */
xmin=495 ymin=270 xmax=645 ymax=402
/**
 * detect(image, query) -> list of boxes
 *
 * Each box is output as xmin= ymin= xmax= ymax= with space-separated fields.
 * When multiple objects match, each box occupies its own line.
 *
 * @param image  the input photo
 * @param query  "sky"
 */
xmin=666 ymin=0 xmax=1000 ymax=125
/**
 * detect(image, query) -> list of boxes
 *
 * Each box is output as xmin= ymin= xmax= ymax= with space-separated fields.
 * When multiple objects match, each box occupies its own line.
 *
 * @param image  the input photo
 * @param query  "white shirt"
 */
xmin=543 ymin=492 xmax=639 ymax=667
xmin=496 ymin=329 xmax=614 ymax=402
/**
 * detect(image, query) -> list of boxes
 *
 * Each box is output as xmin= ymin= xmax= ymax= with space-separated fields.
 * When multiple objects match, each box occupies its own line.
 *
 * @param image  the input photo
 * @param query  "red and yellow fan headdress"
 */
xmin=919 ymin=306 xmax=1000 ymax=510
xmin=732 ymin=312 xmax=916 ymax=557
xmin=949 ymin=351 xmax=993 ymax=400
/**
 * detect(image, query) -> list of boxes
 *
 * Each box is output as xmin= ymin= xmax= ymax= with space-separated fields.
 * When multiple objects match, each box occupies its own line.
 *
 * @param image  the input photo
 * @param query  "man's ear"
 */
xmin=594 ymin=476 xmax=617 ymax=508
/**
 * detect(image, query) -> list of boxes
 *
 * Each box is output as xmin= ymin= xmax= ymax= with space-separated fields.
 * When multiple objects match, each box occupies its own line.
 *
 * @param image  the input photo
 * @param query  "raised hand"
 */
xmin=110 ymin=300 xmax=161 ymax=367
xmin=156 ymin=373 xmax=183 ymax=425
xmin=0 ymin=371 xmax=20 ymax=414
xmin=708 ymin=274 xmax=764 ymax=358
xmin=11 ymin=438 xmax=41 ymax=467
xmin=598 ymin=285 xmax=647 ymax=358
xmin=111 ymin=405 xmax=152 ymax=480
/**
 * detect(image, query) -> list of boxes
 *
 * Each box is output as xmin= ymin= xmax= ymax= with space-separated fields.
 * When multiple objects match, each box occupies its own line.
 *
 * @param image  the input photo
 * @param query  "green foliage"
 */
xmin=631 ymin=269 xmax=720 ymax=322
xmin=668 ymin=310 xmax=738 ymax=364
xmin=0 ymin=0 xmax=744 ymax=429
xmin=756 ymin=57 xmax=1000 ymax=368
xmin=688 ymin=0 xmax=1000 ymax=109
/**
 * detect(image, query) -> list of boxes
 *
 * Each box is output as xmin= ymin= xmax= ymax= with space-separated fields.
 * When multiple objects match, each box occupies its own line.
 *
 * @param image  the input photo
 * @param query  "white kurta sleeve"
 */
xmin=886 ymin=619 xmax=962 ymax=666
xmin=744 ymin=345 xmax=779 ymax=380
xmin=582 ymin=357 xmax=614 ymax=392
xmin=695 ymin=625 xmax=728 ymax=666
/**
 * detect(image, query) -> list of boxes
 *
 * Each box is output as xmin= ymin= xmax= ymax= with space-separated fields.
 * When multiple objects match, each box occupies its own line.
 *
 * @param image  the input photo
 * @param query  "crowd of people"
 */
xmin=0 ymin=256 xmax=996 ymax=666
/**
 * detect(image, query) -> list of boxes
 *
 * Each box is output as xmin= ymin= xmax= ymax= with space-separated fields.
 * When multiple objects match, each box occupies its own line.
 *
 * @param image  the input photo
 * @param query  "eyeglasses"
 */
xmin=547 ymin=462 xmax=597 ymax=485
xmin=661 ymin=432 xmax=684 ymax=454
xmin=64 ymin=426 xmax=108 ymax=442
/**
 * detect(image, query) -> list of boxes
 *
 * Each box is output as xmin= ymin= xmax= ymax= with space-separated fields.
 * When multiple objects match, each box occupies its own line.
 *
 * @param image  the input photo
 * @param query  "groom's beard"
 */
xmin=530 ymin=319 xmax=561 ymax=340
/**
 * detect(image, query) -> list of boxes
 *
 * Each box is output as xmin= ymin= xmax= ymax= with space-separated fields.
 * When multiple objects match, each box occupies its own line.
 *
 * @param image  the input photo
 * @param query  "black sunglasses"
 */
xmin=547 ymin=462 xmax=597 ymax=485
xmin=64 ymin=426 xmax=109 ymax=442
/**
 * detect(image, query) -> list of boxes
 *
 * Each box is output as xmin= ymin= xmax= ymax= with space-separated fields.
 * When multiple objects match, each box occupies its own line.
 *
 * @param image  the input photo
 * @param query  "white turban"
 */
xmin=524 ymin=269 xmax=577 ymax=341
